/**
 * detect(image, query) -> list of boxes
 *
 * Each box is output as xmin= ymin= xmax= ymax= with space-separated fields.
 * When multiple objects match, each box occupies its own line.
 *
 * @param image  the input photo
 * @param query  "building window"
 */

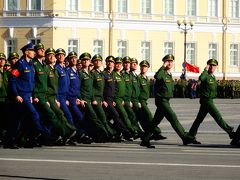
xmin=187 ymin=0 xmax=196 ymax=16
xmin=68 ymin=39 xmax=79 ymax=54
xmin=30 ymin=38 xmax=41 ymax=45
xmin=30 ymin=0 xmax=42 ymax=10
xmin=165 ymin=0 xmax=174 ymax=15
xmin=230 ymin=0 xmax=239 ymax=18
xmin=164 ymin=42 xmax=174 ymax=55
xmin=94 ymin=0 xmax=104 ymax=12
xmin=93 ymin=40 xmax=103 ymax=55
xmin=67 ymin=0 xmax=79 ymax=11
xmin=118 ymin=0 xmax=128 ymax=13
xmin=208 ymin=43 xmax=218 ymax=59
xmin=230 ymin=44 xmax=239 ymax=66
xmin=141 ymin=41 xmax=151 ymax=62
xmin=117 ymin=40 xmax=127 ymax=57
xmin=186 ymin=43 xmax=196 ymax=64
xmin=6 ymin=0 xmax=18 ymax=11
xmin=6 ymin=39 xmax=17 ymax=55
xmin=141 ymin=0 xmax=151 ymax=14
xmin=208 ymin=0 xmax=218 ymax=17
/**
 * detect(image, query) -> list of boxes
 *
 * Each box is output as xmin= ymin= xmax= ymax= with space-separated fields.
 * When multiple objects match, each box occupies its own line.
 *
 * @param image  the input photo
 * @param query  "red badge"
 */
xmin=11 ymin=69 xmax=20 ymax=77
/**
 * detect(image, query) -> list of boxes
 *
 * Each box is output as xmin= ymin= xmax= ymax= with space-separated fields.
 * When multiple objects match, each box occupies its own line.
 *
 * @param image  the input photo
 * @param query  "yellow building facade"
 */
xmin=0 ymin=0 xmax=240 ymax=79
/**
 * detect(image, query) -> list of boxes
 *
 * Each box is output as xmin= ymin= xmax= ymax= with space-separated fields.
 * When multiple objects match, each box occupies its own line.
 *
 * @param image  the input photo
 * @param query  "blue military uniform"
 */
xmin=4 ymin=43 xmax=49 ymax=148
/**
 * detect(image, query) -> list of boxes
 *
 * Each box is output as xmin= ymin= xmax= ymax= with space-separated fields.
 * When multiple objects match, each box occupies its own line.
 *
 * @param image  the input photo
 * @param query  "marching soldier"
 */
xmin=113 ymin=57 xmax=136 ymax=137
xmin=66 ymin=51 xmax=92 ymax=144
xmin=102 ymin=56 xmax=133 ymax=141
xmin=138 ymin=60 xmax=166 ymax=140
xmin=186 ymin=59 xmax=235 ymax=145
xmin=122 ymin=56 xmax=143 ymax=138
xmin=78 ymin=52 xmax=109 ymax=141
xmin=91 ymin=54 xmax=115 ymax=139
xmin=45 ymin=48 xmax=76 ymax=144
xmin=0 ymin=53 xmax=10 ymax=142
xmin=55 ymin=48 xmax=75 ymax=127
xmin=4 ymin=43 xmax=49 ymax=148
xmin=140 ymin=54 xmax=194 ymax=148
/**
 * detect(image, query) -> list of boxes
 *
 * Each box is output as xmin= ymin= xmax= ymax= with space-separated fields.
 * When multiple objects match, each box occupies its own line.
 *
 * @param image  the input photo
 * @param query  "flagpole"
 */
xmin=177 ymin=19 xmax=194 ymax=79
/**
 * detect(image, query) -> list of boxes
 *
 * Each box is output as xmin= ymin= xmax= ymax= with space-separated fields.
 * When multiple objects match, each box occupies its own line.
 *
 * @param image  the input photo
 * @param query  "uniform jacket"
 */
xmin=9 ymin=57 xmax=35 ymax=96
xmin=78 ymin=69 xmax=93 ymax=101
xmin=198 ymin=69 xmax=217 ymax=99
xmin=66 ymin=67 xmax=80 ymax=98
xmin=154 ymin=65 xmax=174 ymax=99
xmin=55 ymin=63 xmax=70 ymax=96
xmin=102 ymin=68 xmax=115 ymax=101
xmin=91 ymin=68 xmax=104 ymax=101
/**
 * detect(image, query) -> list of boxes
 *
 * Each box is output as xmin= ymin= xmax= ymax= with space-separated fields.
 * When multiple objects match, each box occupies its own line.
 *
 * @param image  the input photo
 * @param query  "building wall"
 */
xmin=0 ymin=0 xmax=240 ymax=79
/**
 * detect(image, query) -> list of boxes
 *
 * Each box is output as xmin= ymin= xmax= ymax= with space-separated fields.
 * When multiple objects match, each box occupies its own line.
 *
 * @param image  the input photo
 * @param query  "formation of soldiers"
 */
xmin=1 ymin=42 xmax=240 ymax=149
xmin=0 ymin=42 xmax=167 ymax=149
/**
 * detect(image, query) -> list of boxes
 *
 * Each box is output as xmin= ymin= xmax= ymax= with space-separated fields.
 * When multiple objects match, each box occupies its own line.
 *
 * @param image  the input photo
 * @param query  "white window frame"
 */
xmin=208 ymin=43 xmax=218 ymax=59
xmin=5 ymin=38 xmax=17 ymax=56
xmin=186 ymin=43 xmax=196 ymax=64
xmin=230 ymin=43 xmax=239 ymax=66
xmin=93 ymin=0 xmax=104 ymax=12
xmin=27 ymin=0 xmax=43 ymax=10
xmin=68 ymin=39 xmax=79 ymax=54
xmin=208 ymin=0 xmax=218 ymax=17
xmin=186 ymin=0 xmax=197 ymax=16
xmin=93 ymin=40 xmax=104 ymax=56
xmin=117 ymin=0 xmax=128 ymax=13
xmin=141 ymin=0 xmax=152 ymax=14
xmin=229 ymin=0 xmax=239 ymax=18
xmin=164 ymin=0 xmax=174 ymax=16
xmin=164 ymin=42 xmax=174 ymax=55
xmin=141 ymin=41 xmax=151 ymax=62
xmin=4 ymin=0 xmax=19 ymax=11
xmin=66 ymin=0 xmax=80 ymax=11
xmin=117 ymin=40 xmax=128 ymax=58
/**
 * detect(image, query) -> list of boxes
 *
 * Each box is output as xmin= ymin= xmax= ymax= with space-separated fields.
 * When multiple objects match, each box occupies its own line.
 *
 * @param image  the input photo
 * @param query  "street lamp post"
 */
xmin=177 ymin=19 xmax=194 ymax=79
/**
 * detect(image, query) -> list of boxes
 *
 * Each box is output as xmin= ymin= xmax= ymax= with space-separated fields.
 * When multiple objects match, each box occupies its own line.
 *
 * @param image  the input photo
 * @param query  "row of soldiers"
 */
xmin=170 ymin=79 xmax=240 ymax=99
xmin=0 ymin=42 xmax=166 ymax=149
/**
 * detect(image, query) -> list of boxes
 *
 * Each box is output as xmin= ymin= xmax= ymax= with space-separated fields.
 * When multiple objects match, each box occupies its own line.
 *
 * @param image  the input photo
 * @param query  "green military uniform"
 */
xmin=0 ymin=53 xmax=10 ymax=136
xmin=141 ymin=55 xmax=192 ymax=148
xmin=91 ymin=54 xmax=115 ymax=137
xmin=188 ymin=59 xmax=234 ymax=142
xmin=113 ymin=57 xmax=135 ymax=135
xmin=78 ymin=52 xmax=109 ymax=140
xmin=137 ymin=60 xmax=161 ymax=137
xmin=122 ymin=56 xmax=142 ymax=135
xmin=44 ymin=48 xmax=75 ymax=140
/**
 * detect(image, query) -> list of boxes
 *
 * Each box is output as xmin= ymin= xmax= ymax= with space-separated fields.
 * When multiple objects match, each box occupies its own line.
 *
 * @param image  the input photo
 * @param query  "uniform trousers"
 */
xmin=104 ymin=99 xmax=132 ymax=138
xmin=189 ymin=98 xmax=234 ymax=138
xmin=114 ymin=97 xmax=135 ymax=134
xmin=47 ymin=95 xmax=75 ymax=138
xmin=93 ymin=98 xmax=115 ymax=137
xmin=5 ymin=93 xmax=49 ymax=144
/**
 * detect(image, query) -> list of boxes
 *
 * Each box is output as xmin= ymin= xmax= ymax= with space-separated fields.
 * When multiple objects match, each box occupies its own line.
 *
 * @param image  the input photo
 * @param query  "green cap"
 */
xmin=105 ymin=55 xmax=115 ymax=63
xmin=140 ymin=60 xmax=150 ymax=68
xmin=122 ymin=56 xmax=131 ymax=63
xmin=131 ymin=58 xmax=138 ymax=64
xmin=8 ymin=52 xmax=19 ymax=60
xmin=79 ymin=52 xmax=91 ymax=60
xmin=92 ymin=54 xmax=103 ymax=62
xmin=5 ymin=60 xmax=11 ymax=66
xmin=56 ymin=48 xmax=66 ymax=55
xmin=68 ymin=51 xmax=78 ymax=58
xmin=114 ymin=57 xmax=122 ymax=63
xmin=0 ymin=53 xmax=6 ymax=59
xmin=207 ymin=59 xmax=218 ymax=66
xmin=45 ymin=48 xmax=55 ymax=55
xmin=34 ymin=43 xmax=44 ymax=51
xmin=77 ymin=59 xmax=81 ymax=64
xmin=162 ymin=54 xmax=175 ymax=62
